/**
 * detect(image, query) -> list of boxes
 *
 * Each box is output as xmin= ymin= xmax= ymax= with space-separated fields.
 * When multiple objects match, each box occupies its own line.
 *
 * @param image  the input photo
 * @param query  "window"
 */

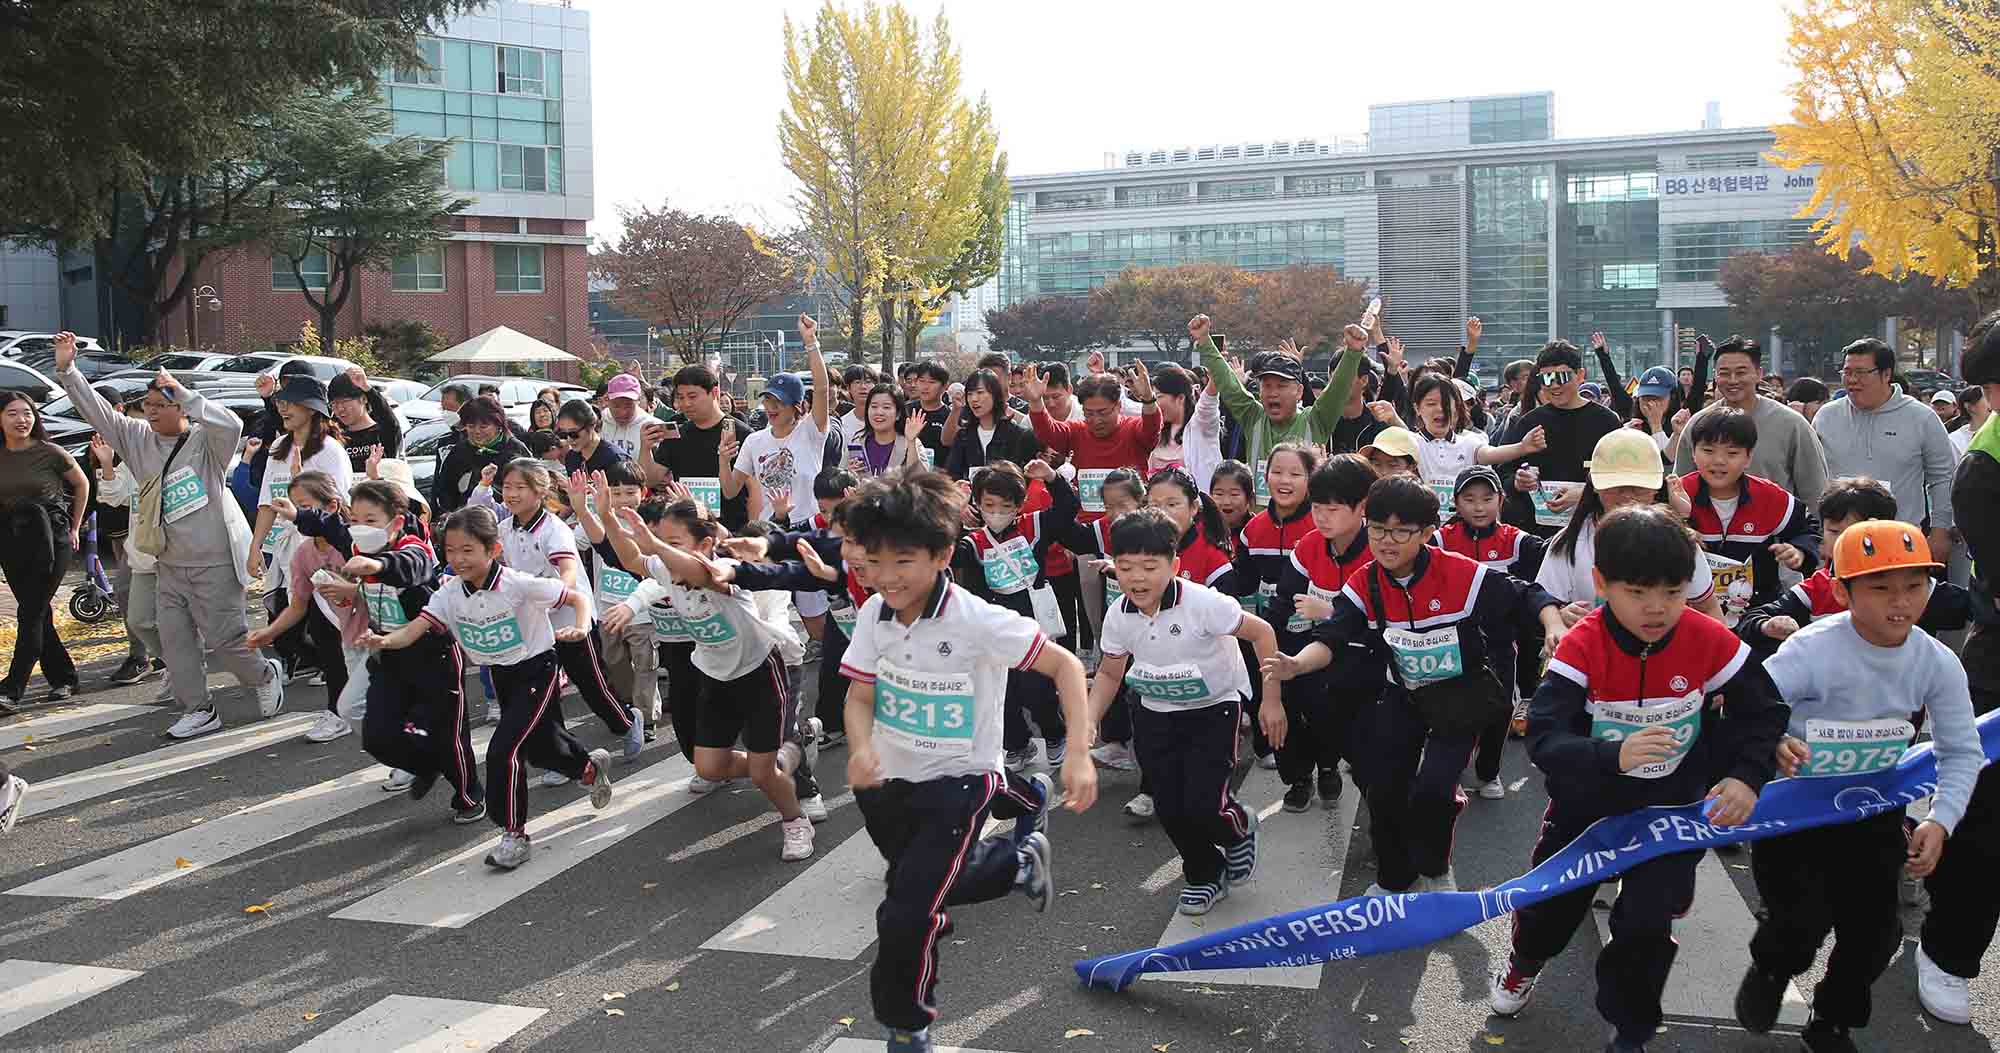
xmin=498 ymin=46 xmax=544 ymax=95
xmin=500 ymin=145 xmax=547 ymax=191
xmin=392 ymin=249 xmax=445 ymax=291
xmin=494 ymin=245 xmax=543 ymax=293
xmin=274 ymin=249 xmax=329 ymax=290
xmin=393 ymin=38 xmax=443 ymax=85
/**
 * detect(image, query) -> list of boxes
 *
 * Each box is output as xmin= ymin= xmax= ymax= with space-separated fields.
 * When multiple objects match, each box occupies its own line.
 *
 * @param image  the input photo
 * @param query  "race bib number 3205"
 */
xmin=874 ymin=661 xmax=974 ymax=756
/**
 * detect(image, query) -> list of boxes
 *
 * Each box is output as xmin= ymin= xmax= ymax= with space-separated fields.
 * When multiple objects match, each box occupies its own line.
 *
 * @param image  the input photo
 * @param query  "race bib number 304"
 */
xmin=874 ymin=662 xmax=974 ymax=757
xmin=1383 ymin=625 xmax=1464 ymax=688
xmin=1590 ymin=693 xmax=1703 ymax=779
xmin=1802 ymin=717 xmax=1914 ymax=778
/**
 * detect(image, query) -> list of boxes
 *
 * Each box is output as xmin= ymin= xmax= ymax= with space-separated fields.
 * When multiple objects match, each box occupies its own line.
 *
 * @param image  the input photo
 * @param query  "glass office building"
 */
xmin=999 ymin=94 xmax=1824 ymax=377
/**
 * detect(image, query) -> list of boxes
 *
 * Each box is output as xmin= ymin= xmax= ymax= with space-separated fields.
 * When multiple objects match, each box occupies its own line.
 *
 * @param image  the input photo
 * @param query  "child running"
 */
xmin=1735 ymin=521 xmax=1981 ymax=1051
xmin=836 ymin=470 xmax=1095 ymax=1053
xmin=562 ymin=462 xmax=660 ymax=729
xmin=1493 ymin=504 xmax=1786 ymax=1053
xmin=360 ymin=506 xmax=614 ymax=870
xmin=1091 ymin=507 xmax=1281 ymax=915
xmin=1680 ymin=407 xmax=1820 ymax=626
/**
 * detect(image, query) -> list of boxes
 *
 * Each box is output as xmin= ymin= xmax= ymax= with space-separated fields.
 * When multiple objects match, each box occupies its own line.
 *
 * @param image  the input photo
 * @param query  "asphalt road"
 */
xmin=2 ymin=663 xmax=1998 ymax=1053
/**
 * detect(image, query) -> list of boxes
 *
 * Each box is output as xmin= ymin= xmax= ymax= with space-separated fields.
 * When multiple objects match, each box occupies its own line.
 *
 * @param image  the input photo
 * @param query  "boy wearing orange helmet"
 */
xmin=1734 ymin=521 xmax=1982 ymax=1052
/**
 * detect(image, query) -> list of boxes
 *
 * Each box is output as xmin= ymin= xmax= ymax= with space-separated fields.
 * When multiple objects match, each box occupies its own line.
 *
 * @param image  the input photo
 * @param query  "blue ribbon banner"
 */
xmin=1076 ymin=711 xmax=2000 ymax=991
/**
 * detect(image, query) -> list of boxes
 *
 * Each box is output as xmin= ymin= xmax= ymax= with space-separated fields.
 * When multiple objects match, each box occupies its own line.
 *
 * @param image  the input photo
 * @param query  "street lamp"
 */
xmin=189 ymin=284 xmax=221 ymax=350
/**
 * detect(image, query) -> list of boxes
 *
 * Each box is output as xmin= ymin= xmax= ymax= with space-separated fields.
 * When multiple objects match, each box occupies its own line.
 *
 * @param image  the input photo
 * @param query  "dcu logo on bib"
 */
xmin=1670 ymin=675 xmax=1689 ymax=693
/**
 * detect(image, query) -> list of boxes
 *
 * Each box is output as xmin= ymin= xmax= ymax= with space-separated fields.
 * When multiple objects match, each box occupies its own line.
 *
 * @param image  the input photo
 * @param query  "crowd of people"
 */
xmin=0 ymin=302 xmax=1998 ymax=1053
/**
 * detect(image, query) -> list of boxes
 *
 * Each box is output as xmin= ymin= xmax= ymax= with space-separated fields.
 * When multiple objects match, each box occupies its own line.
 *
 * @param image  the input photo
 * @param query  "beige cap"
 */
xmin=373 ymin=459 xmax=427 ymax=509
xmin=1360 ymin=426 xmax=1420 ymax=462
xmin=1587 ymin=428 xmax=1664 ymax=491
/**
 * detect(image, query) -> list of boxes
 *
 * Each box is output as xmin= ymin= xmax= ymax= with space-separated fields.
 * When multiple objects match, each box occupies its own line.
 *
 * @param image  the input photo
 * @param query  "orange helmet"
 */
xmin=1830 ymin=520 xmax=1942 ymax=580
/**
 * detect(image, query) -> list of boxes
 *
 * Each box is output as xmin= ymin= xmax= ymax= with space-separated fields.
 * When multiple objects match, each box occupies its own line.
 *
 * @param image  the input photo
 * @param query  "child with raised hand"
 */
xmin=360 ymin=506 xmax=613 ymax=870
xmin=1734 ymin=521 xmax=1981 ymax=1051
xmin=602 ymin=496 xmax=818 ymax=861
xmin=1091 ymin=507 xmax=1281 ymax=916
xmin=951 ymin=458 xmax=1082 ymax=773
xmin=837 ymin=470 xmax=1094 ymax=1053
xmin=563 ymin=462 xmax=662 ymax=732
xmin=1264 ymin=476 xmax=1567 ymax=896
xmin=1492 ymin=505 xmax=1786 ymax=1053
xmin=1679 ymin=407 xmax=1820 ymax=627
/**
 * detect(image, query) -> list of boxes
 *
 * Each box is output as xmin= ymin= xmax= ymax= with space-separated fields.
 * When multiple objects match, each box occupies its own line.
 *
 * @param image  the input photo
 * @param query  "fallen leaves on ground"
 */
xmin=600 ymin=992 xmax=625 ymax=1002
xmin=663 ymin=982 xmax=680 ymax=992
xmin=1063 ymin=1028 xmax=1095 ymax=1039
xmin=837 ymin=1017 xmax=855 ymax=1028
xmin=603 ymin=1009 xmax=624 ymax=1018
xmin=243 ymin=901 xmax=273 ymax=914
xmin=302 ymin=1012 xmax=320 ymax=1022
xmin=173 ymin=857 xmax=193 ymax=869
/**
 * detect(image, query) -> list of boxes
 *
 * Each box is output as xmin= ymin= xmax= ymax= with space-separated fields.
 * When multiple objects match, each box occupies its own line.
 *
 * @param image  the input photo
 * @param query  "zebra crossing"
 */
xmin=1 ymin=685 xmax=1994 ymax=1052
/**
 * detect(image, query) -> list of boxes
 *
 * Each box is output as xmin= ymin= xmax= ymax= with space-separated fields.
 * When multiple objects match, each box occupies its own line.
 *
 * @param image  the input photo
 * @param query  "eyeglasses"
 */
xmin=1539 ymin=370 xmax=1576 ymax=387
xmin=1838 ymin=367 xmax=1882 ymax=380
xmin=1366 ymin=524 xmax=1426 ymax=543
xmin=554 ymin=429 xmax=581 ymax=441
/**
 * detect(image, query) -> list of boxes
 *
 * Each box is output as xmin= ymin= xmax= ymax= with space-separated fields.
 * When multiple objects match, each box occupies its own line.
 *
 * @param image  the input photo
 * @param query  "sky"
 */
xmin=583 ymin=0 xmax=1801 ymax=242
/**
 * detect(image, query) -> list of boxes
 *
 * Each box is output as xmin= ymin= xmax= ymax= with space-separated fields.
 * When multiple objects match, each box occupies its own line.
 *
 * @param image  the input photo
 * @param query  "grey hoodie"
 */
xmin=1811 ymin=388 xmax=1955 ymax=529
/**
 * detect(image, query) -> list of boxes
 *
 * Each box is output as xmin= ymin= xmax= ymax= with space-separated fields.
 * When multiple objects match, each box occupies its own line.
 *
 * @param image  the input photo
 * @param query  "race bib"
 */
xmin=979 ymin=535 xmax=1037 ymax=595
xmin=1383 ymin=624 xmax=1464 ymax=688
xmin=874 ymin=661 xmax=974 ymax=757
xmin=1705 ymin=551 xmax=1754 ymax=628
xmin=361 ymin=583 xmax=409 ymax=630
xmin=682 ymin=608 xmax=739 ymax=647
xmin=1286 ymin=583 xmax=1340 ymax=634
xmin=1802 ymin=717 xmax=1914 ymax=778
xmin=456 ymin=607 xmax=529 ymax=665
xmin=160 ymin=464 xmax=208 ymax=524
xmin=1532 ymin=481 xmax=1579 ymax=529
xmin=1590 ymin=693 xmax=1703 ymax=779
xmin=1242 ymin=581 xmax=1274 ymax=614
xmin=1077 ymin=469 xmax=1111 ymax=513
xmin=1429 ymin=481 xmax=1456 ymax=518
xmin=596 ymin=565 xmax=642 ymax=609
xmin=1254 ymin=458 xmax=1271 ymax=502
xmin=650 ymin=602 xmax=691 ymax=644
xmin=261 ymin=479 xmax=292 ymax=554
xmin=681 ymin=476 xmax=723 ymax=514
xmin=1103 ymin=573 xmax=1123 ymax=609
xmin=830 ymin=601 xmax=859 ymax=637
xmin=1124 ymin=661 xmax=1214 ymax=707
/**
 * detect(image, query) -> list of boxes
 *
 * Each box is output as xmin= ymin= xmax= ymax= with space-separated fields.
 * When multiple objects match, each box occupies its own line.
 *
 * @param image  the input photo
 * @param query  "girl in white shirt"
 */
xmin=361 ymin=505 xmax=613 ymax=870
xmin=249 ymin=374 xmax=351 ymax=582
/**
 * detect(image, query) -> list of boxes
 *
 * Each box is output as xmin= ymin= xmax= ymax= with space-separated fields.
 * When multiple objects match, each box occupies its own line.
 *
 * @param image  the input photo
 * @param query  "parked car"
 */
xmin=1903 ymin=367 xmax=1959 ymax=398
xmin=141 ymin=351 xmax=232 ymax=372
xmin=207 ymin=351 xmax=292 ymax=375
xmin=0 ymin=333 xmax=104 ymax=358
xmin=0 ymin=360 xmax=64 ymax=403
xmin=372 ymin=378 xmax=430 ymax=408
xmin=398 ymin=374 xmax=590 ymax=424
xmin=15 ymin=349 xmax=130 ymax=381
xmin=400 ymin=417 xmax=453 ymax=497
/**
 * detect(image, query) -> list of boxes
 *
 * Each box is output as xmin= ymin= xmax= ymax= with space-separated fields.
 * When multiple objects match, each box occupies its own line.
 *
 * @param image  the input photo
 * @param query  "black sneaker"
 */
xmin=1282 ymin=780 xmax=1313 ymax=813
xmin=1734 ymin=964 xmax=1787 ymax=1033
xmin=1318 ymin=768 xmax=1343 ymax=808
xmin=110 ymin=657 xmax=151 ymax=686
xmin=453 ymin=800 xmax=487 ymax=825
xmin=1800 ymin=1017 xmax=1858 ymax=1053
xmin=45 ymin=684 xmax=72 ymax=702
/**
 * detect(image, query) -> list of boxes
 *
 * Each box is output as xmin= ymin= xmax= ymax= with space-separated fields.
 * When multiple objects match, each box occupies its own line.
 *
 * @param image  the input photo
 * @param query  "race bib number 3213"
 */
xmin=874 ymin=662 xmax=974 ymax=757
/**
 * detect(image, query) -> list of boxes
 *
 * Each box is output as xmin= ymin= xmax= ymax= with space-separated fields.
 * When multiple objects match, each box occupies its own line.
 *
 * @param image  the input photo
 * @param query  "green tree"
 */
xmin=363 ymin=319 xmax=452 ymax=379
xmin=266 ymin=92 xmax=470 ymax=356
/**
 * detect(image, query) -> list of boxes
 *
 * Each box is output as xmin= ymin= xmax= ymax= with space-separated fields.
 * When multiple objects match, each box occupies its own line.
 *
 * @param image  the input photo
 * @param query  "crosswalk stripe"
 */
xmin=826 ymin=1040 xmax=1019 ymax=1053
xmin=287 ymin=994 xmax=545 ymax=1052
xmin=1591 ymin=851 xmax=1810 ymax=1026
xmin=18 ymin=713 xmax=317 ymax=821
xmin=330 ymin=751 xmax=697 ymax=929
xmin=0 ymin=960 xmax=144 ymax=1040
xmin=6 ymin=727 xmax=504 ymax=902
xmin=702 ymin=819 xmax=886 ymax=959
xmin=0 ymin=704 xmax=154 ymax=751
xmin=1139 ymin=768 xmax=1361 ymax=990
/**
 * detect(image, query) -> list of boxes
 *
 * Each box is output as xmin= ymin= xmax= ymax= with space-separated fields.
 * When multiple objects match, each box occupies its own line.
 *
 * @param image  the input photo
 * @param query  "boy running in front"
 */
xmin=837 ymin=471 xmax=1097 ymax=1053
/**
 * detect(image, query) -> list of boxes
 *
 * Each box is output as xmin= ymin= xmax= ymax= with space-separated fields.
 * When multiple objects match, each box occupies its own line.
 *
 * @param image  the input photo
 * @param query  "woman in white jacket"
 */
xmin=1183 ymin=370 xmax=1226 ymax=495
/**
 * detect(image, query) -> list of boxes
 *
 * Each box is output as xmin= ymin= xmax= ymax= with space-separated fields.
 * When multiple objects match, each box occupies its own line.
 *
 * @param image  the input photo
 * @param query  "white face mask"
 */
xmin=440 ymin=409 xmax=460 ymax=427
xmin=347 ymin=524 xmax=390 ymax=553
xmin=982 ymin=511 xmax=1015 ymax=534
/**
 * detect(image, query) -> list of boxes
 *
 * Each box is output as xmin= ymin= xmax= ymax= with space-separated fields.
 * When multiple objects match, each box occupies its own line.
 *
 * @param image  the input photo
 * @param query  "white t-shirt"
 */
xmin=1100 ymin=578 xmax=1252 ymax=713
xmin=1415 ymin=429 xmax=1488 ymax=487
xmin=498 ymin=507 xmax=591 ymax=630
xmin=838 ymin=579 xmax=1046 ymax=784
xmin=646 ymin=554 xmax=793 ymax=681
xmin=258 ymin=438 xmax=354 ymax=567
xmin=734 ymin=416 xmax=828 ymax=527
xmin=598 ymin=413 xmax=649 ymax=461
xmin=1534 ymin=516 xmax=1715 ymax=606
xmin=420 ymin=564 xmax=566 ymax=667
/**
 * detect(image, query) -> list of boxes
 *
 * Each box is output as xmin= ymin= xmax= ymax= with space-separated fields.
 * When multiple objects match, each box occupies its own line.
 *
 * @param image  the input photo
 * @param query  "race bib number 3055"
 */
xmin=1590 ymin=693 xmax=1703 ymax=779
xmin=1124 ymin=662 xmax=1213 ymax=707
xmin=874 ymin=662 xmax=974 ymax=757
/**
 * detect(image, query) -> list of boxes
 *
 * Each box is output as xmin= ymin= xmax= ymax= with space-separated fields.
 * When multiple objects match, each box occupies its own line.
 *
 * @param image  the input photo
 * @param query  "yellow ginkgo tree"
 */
xmin=1773 ymin=0 xmax=2000 ymax=311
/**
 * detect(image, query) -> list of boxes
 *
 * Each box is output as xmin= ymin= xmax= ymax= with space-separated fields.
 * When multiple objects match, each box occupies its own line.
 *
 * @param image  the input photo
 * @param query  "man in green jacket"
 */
xmin=1194 ymin=314 xmax=1368 ymax=499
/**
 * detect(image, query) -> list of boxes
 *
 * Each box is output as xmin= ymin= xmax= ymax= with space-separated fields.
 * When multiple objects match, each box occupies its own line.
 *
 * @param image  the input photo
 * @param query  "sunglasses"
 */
xmin=555 ymin=429 xmax=581 ymax=441
xmin=1539 ymin=370 xmax=1576 ymax=386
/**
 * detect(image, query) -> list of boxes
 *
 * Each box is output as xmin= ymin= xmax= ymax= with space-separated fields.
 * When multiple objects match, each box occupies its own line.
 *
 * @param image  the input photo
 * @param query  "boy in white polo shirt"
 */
xmin=1091 ymin=507 xmax=1283 ymax=916
xmin=838 ymin=471 xmax=1098 ymax=1053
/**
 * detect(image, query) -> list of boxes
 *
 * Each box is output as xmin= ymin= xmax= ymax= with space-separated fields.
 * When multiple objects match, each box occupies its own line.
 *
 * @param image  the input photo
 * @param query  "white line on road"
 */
xmin=0 ymin=960 xmax=144 ymax=1041
xmin=18 ymin=713 xmax=317 ymax=821
xmin=703 ymin=821 xmax=887 ymax=960
xmin=287 ymin=994 xmax=545 ymax=1052
xmin=0 ymin=704 xmax=153 ymax=752
xmin=826 ymin=1040 xmax=1017 ymax=1053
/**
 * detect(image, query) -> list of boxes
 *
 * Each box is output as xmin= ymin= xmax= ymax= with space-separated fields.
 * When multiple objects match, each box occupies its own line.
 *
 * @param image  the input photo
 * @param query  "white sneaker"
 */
xmin=1489 ymin=964 xmax=1540 ymax=1017
xmin=1090 ymin=742 xmax=1138 ymax=771
xmin=1004 ymin=746 xmax=1035 ymax=772
xmin=1122 ymin=792 xmax=1154 ymax=819
xmin=1917 ymin=945 xmax=1972 ymax=1025
xmin=0 ymin=774 xmax=27 ymax=835
xmin=799 ymin=793 xmax=828 ymax=823
xmin=532 ymin=770 xmax=571 ymax=788
xmin=381 ymin=769 xmax=416 ymax=792
xmin=688 ymin=775 xmax=724 ymax=795
xmin=1478 ymin=778 xmax=1506 ymax=800
xmin=1419 ymin=868 xmax=1457 ymax=893
xmin=1364 ymin=882 xmax=1406 ymax=897
xmin=164 ymin=707 xmax=221 ymax=741
xmin=780 ymin=815 xmax=815 ymax=861
xmin=303 ymin=710 xmax=352 ymax=743
xmin=484 ymin=831 xmax=532 ymax=870
xmin=254 ymin=658 xmax=286 ymax=718
xmin=152 ymin=682 xmax=177 ymax=705
xmin=484 ymin=701 xmax=502 ymax=724
xmin=585 ymin=749 xmax=614 ymax=809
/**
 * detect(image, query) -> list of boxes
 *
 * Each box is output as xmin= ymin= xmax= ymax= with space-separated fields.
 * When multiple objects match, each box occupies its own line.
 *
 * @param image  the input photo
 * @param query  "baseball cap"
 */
xmin=1635 ymin=366 xmax=1677 ymax=399
xmin=1451 ymin=378 xmax=1477 ymax=402
xmin=1578 ymin=381 xmax=1603 ymax=401
xmin=274 ymin=374 xmax=330 ymax=417
xmin=1360 ymin=426 xmax=1420 ymax=462
xmin=1931 ymin=389 xmax=1957 ymax=406
xmin=1255 ymin=357 xmax=1304 ymax=384
xmin=1587 ymin=428 xmax=1664 ymax=491
xmin=374 ymin=458 xmax=427 ymax=510
xmin=760 ymin=372 xmax=806 ymax=407
xmin=1453 ymin=464 xmax=1503 ymax=497
xmin=606 ymin=374 xmax=643 ymax=402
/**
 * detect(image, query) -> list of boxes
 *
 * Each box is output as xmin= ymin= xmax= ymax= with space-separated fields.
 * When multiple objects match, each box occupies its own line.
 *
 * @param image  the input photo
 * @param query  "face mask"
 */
xmin=441 ymin=409 xmax=461 ymax=427
xmin=982 ymin=511 xmax=1014 ymax=534
xmin=347 ymin=524 xmax=390 ymax=553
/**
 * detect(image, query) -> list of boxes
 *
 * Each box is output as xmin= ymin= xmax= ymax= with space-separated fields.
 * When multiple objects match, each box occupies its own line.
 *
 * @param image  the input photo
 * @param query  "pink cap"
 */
xmin=605 ymin=374 xmax=642 ymax=401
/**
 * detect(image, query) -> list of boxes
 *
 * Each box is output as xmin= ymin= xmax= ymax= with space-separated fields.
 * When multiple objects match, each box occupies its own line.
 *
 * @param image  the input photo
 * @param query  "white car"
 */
xmin=0 ymin=333 xmax=104 ymax=358
xmin=399 ymin=374 xmax=591 ymax=425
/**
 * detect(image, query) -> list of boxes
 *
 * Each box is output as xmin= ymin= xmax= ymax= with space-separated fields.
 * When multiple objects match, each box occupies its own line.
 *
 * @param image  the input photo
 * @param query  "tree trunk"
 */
xmin=848 ymin=293 xmax=866 ymax=358
xmin=878 ymin=296 xmax=897 ymax=372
